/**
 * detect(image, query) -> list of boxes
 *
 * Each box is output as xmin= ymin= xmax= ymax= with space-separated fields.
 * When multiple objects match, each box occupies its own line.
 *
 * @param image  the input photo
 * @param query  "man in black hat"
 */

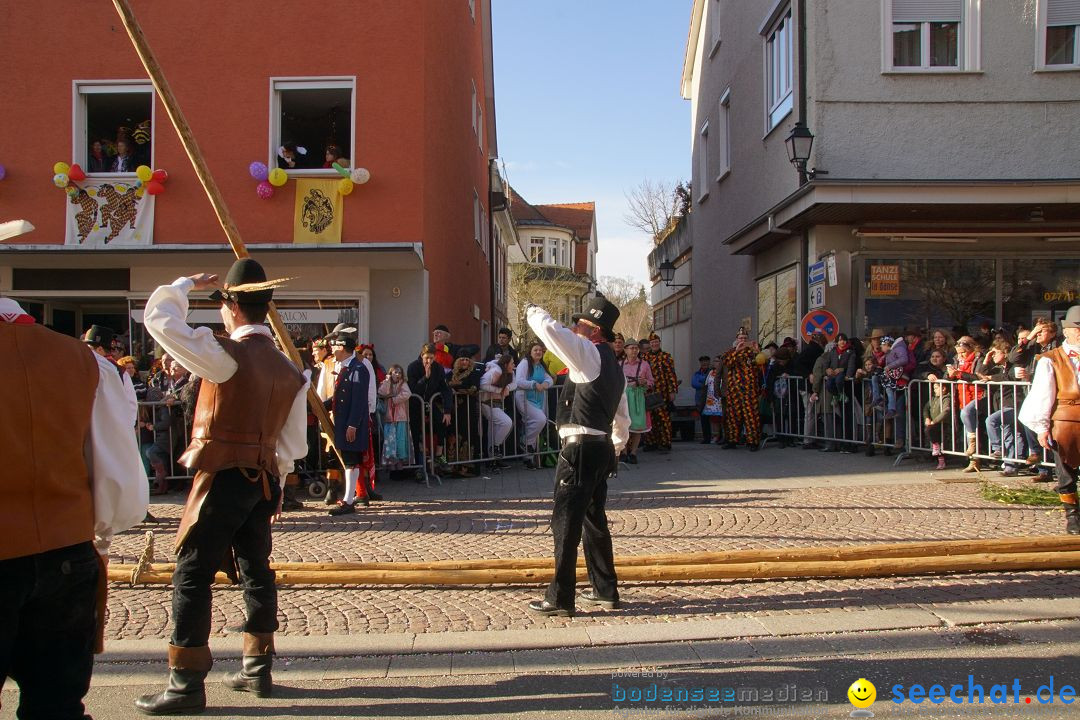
xmin=137 ymin=258 xmax=309 ymax=714
xmin=326 ymin=330 xmax=371 ymax=515
xmin=524 ymin=294 xmax=630 ymax=617
xmin=85 ymin=324 xmax=139 ymax=429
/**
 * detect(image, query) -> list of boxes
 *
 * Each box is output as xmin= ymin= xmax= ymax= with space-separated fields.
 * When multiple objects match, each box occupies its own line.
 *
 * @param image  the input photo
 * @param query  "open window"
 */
xmin=74 ymin=82 xmax=154 ymax=175
xmin=271 ymin=78 xmax=355 ymax=173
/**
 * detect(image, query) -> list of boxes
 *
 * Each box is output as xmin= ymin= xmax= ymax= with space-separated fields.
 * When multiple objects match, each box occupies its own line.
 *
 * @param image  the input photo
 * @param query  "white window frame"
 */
xmin=716 ymin=89 xmax=732 ymax=182
xmin=881 ymin=0 xmax=981 ymax=73
xmin=72 ymin=80 xmax=155 ymax=177
xmin=474 ymin=190 xmax=482 ymax=245
xmin=471 ymin=80 xmax=478 ymax=136
xmin=762 ymin=5 xmax=793 ymax=135
xmin=469 ymin=0 xmax=475 ymax=22
xmin=546 ymin=238 xmax=558 ymax=266
xmin=1037 ymin=0 xmax=1080 ymax=70
xmin=709 ymin=0 xmax=723 ymax=57
xmin=480 ymin=201 xmax=489 ymax=259
xmin=697 ymin=120 xmax=710 ymax=202
xmin=269 ymin=77 xmax=356 ymax=176
xmin=477 ymin=97 xmax=484 ymax=150
xmin=529 ymin=236 xmax=545 ymax=263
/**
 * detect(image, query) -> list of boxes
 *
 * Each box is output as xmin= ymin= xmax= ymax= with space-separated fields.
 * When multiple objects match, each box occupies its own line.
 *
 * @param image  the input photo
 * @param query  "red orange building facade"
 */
xmin=0 ymin=0 xmax=503 ymax=366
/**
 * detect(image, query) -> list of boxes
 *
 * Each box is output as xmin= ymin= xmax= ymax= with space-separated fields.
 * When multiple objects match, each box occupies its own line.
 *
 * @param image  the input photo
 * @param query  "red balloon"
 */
xmin=68 ymin=164 xmax=87 ymax=182
xmin=151 ymin=169 xmax=168 ymax=183
xmin=145 ymin=180 xmax=165 ymax=195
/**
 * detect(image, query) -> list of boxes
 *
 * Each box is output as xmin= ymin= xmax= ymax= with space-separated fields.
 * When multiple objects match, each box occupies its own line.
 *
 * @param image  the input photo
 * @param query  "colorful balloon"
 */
xmin=53 ymin=161 xmax=70 ymax=175
xmin=256 ymin=181 xmax=274 ymax=199
xmin=331 ymin=162 xmax=350 ymax=178
xmin=151 ymin=169 xmax=168 ymax=183
xmin=65 ymin=185 xmax=79 ymax=197
xmin=53 ymin=172 xmax=70 ymax=188
xmin=338 ymin=178 xmax=354 ymax=196
xmin=249 ymin=161 xmax=269 ymax=182
xmin=0 ymin=165 xmax=6 ymax=181
xmin=350 ymin=167 xmax=371 ymax=185
xmin=135 ymin=187 xmax=146 ymax=198
xmin=68 ymin=164 xmax=86 ymax=182
xmin=145 ymin=180 xmax=165 ymax=195
xmin=268 ymin=168 xmax=287 ymax=187
xmin=136 ymin=165 xmax=153 ymax=182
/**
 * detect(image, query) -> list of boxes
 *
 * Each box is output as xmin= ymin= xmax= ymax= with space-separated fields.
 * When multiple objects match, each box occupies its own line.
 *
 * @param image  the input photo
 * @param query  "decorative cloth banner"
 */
xmin=64 ymin=179 xmax=155 ymax=246
xmin=293 ymin=179 xmax=342 ymax=244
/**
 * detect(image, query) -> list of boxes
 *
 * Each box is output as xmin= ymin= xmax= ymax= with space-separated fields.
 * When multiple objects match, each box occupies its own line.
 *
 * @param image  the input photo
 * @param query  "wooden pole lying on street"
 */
xmin=108 ymin=551 xmax=1080 ymax=586
xmin=108 ymin=536 xmax=1080 ymax=585
xmin=110 ymin=0 xmax=342 ymax=466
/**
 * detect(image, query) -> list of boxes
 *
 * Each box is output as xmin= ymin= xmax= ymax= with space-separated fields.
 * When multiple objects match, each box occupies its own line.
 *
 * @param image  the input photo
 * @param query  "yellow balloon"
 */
xmin=268 ymin=168 xmax=288 ymax=187
xmin=338 ymin=178 xmax=354 ymax=196
xmin=53 ymin=161 xmax=71 ymax=175
xmin=136 ymin=165 xmax=153 ymax=182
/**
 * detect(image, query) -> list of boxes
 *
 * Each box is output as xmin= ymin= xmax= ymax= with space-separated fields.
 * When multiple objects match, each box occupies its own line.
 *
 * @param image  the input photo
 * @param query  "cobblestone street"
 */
xmin=104 ymin=444 xmax=1075 ymax=641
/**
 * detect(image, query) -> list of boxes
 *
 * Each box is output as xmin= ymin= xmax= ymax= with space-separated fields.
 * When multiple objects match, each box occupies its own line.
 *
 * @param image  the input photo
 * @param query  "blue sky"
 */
xmin=492 ymin=1 xmax=692 ymax=286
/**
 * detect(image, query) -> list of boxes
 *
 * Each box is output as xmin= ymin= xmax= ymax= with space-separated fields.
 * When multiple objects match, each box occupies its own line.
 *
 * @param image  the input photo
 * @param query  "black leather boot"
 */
xmin=135 ymin=644 xmax=211 ymax=715
xmin=1064 ymin=502 xmax=1080 ymax=536
xmin=223 ymin=632 xmax=274 ymax=697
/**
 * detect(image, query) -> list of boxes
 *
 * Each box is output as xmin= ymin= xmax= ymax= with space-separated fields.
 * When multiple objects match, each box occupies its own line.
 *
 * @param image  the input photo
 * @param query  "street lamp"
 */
xmin=658 ymin=260 xmax=691 ymax=288
xmin=785 ymin=121 xmax=825 ymax=185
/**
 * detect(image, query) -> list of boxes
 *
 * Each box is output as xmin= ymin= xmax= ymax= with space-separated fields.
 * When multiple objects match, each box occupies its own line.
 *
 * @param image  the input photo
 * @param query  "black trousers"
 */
xmin=698 ymin=410 xmax=712 ymax=442
xmin=172 ymin=468 xmax=281 ymax=647
xmin=1055 ymin=450 xmax=1078 ymax=497
xmin=545 ymin=439 xmax=618 ymax=608
xmin=0 ymin=541 xmax=99 ymax=720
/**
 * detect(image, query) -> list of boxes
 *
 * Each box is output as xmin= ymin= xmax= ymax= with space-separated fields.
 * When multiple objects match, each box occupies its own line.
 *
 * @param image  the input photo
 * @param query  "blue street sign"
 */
xmin=808 ymin=261 xmax=826 ymax=286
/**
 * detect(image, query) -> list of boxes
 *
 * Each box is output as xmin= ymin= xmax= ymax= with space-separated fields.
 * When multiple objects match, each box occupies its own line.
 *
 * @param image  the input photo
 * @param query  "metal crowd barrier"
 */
xmin=905 ymin=379 xmax=1052 ymax=469
xmin=136 ymin=397 xmax=194 ymax=482
xmin=770 ymin=376 xmax=908 ymax=463
xmin=422 ymin=385 xmax=564 ymax=483
xmin=135 ymin=381 xmax=568 ymax=493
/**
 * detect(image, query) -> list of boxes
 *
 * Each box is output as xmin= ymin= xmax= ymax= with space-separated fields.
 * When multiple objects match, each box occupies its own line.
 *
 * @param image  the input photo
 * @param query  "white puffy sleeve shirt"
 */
xmin=144 ymin=277 xmax=309 ymax=483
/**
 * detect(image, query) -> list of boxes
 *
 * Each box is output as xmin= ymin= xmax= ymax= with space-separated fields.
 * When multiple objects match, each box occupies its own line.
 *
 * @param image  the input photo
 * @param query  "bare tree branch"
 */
xmin=598 ymin=275 xmax=652 ymax=341
xmin=623 ymin=179 xmax=682 ymax=243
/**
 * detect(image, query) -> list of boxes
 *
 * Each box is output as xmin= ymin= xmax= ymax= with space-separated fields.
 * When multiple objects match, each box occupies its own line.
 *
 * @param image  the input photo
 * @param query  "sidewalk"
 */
xmin=103 ymin=443 xmax=1075 ymax=653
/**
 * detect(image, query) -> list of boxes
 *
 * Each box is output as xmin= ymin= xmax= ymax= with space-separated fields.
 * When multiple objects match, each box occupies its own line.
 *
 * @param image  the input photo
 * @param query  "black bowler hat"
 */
xmin=209 ymin=258 xmax=288 ymax=304
xmin=572 ymin=293 xmax=620 ymax=338
xmin=83 ymin=324 xmax=115 ymax=348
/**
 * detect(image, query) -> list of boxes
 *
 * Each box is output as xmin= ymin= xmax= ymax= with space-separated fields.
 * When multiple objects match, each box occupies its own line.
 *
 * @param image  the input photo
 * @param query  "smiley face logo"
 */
xmin=848 ymin=678 xmax=876 ymax=711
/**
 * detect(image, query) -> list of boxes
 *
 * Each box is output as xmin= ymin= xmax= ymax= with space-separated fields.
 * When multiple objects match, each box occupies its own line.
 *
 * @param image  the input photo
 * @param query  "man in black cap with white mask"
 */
xmin=524 ymin=294 xmax=630 ymax=617
xmin=136 ymin=258 xmax=309 ymax=714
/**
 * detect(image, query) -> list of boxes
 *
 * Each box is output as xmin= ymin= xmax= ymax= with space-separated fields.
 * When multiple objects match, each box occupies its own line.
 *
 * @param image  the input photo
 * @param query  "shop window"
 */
xmin=272 ymin=78 xmax=354 ymax=172
xmin=1001 ymin=258 xmax=1080 ymax=329
xmin=75 ymin=83 xmax=154 ymax=174
xmin=863 ymin=258 xmax=994 ymax=336
xmin=764 ymin=6 xmax=793 ymax=133
xmin=1042 ymin=0 xmax=1080 ymax=67
xmin=756 ymin=267 xmax=797 ymax=345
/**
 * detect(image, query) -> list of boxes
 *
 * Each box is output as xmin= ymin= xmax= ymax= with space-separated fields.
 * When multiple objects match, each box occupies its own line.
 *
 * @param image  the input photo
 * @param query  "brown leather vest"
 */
xmin=1044 ymin=347 xmax=1080 ymax=422
xmin=1043 ymin=347 xmax=1080 ymax=467
xmin=0 ymin=324 xmax=98 ymax=561
xmin=179 ymin=333 xmax=305 ymax=475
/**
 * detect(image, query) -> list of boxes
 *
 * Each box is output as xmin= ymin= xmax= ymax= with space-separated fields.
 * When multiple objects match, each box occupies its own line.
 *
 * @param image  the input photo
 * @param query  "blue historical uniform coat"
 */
xmin=332 ymin=355 xmax=370 ymax=453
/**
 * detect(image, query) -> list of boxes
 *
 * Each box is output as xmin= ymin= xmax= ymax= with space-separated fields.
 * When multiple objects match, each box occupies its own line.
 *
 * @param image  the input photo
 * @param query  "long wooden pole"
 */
xmin=110 ymin=535 xmax=1080 ymax=575
xmin=108 ymin=536 xmax=1080 ymax=584
xmin=108 ymin=550 xmax=1080 ymax=586
xmin=110 ymin=0 xmax=341 ymax=465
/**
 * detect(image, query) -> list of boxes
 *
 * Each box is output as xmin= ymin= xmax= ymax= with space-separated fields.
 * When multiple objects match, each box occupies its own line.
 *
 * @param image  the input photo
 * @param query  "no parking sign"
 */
xmin=800 ymin=309 xmax=840 ymax=343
